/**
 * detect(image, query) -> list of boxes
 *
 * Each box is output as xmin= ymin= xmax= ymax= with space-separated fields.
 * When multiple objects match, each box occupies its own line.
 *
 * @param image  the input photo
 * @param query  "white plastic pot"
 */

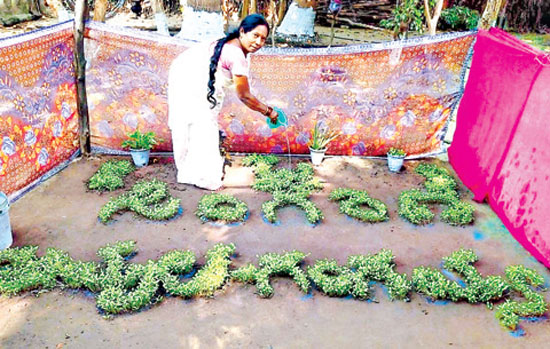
xmin=309 ymin=147 xmax=327 ymax=166
xmin=387 ymin=155 xmax=405 ymax=172
xmin=130 ymin=149 xmax=150 ymax=167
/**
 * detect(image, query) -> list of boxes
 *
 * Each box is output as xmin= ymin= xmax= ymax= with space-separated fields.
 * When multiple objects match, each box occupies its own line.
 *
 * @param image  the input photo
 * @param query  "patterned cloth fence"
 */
xmin=0 ymin=21 xmax=79 ymax=199
xmin=85 ymin=21 xmax=475 ymax=157
xmin=0 ymin=20 xmax=475 ymax=198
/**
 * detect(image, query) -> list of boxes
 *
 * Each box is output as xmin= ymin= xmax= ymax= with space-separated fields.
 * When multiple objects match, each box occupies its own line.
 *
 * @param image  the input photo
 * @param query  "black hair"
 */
xmin=207 ymin=14 xmax=270 ymax=109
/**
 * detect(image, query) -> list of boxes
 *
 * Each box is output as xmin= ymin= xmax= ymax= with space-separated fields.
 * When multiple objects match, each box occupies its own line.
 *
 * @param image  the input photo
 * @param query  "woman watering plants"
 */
xmin=169 ymin=14 xmax=279 ymax=191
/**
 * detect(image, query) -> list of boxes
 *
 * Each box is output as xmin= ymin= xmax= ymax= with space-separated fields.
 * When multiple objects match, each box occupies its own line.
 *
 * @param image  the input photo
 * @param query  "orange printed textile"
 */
xmin=0 ymin=22 xmax=79 ymax=198
xmin=85 ymin=22 xmax=474 ymax=156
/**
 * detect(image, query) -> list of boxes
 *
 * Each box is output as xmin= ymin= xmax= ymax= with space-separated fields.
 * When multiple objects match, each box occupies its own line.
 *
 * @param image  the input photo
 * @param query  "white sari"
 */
xmin=168 ymin=42 xmax=248 ymax=190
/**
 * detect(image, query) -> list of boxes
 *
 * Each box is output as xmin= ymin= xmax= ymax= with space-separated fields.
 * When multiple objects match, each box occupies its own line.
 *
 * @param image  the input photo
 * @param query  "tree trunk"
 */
xmin=277 ymin=0 xmax=286 ymax=25
xmin=250 ymin=0 xmax=257 ymax=14
xmin=478 ymin=0 xmax=504 ymax=29
xmin=424 ymin=0 xmax=444 ymax=35
xmin=241 ymin=0 xmax=250 ymax=19
xmin=93 ymin=0 xmax=108 ymax=21
xmin=74 ymin=0 xmax=91 ymax=155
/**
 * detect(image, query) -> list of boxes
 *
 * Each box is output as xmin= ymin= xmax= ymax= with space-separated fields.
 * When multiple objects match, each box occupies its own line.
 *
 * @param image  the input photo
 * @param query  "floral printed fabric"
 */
xmin=0 ymin=22 xmax=79 ymax=197
xmin=84 ymin=23 xmax=474 ymax=157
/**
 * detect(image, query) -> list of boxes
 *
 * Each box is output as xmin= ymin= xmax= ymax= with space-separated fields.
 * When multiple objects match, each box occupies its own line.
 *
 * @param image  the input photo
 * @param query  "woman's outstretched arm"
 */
xmin=234 ymin=75 xmax=278 ymax=122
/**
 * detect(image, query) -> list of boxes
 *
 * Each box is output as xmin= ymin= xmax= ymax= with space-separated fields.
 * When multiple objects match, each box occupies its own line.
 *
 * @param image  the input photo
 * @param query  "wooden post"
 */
xmin=74 ymin=0 xmax=90 ymax=155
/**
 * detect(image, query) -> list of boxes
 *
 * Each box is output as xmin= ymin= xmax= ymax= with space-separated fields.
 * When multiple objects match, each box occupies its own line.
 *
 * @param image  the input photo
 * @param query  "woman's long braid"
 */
xmin=207 ymin=30 xmax=239 ymax=109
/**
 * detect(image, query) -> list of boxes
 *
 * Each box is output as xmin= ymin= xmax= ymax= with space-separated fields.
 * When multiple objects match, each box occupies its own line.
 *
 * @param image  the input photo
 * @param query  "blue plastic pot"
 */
xmin=0 ymin=192 xmax=12 ymax=250
xmin=130 ymin=149 xmax=150 ymax=167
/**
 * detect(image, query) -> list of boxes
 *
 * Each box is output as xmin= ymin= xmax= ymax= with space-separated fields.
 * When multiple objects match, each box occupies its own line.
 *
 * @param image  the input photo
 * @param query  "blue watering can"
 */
xmin=266 ymin=107 xmax=288 ymax=129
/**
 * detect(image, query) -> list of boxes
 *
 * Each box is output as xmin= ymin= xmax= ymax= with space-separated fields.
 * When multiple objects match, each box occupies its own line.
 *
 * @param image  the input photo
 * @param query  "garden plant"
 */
xmin=196 ymin=193 xmax=248 ymax=223
xmin=398 ymin=163 xmax=475 ymax=225
xmin=1 ymin=242 xmax=547 ymax=331
xmin=329 ymin=188 xmax=389 ymax=223
xmin=121 ymin=129 xmax=161 ymax=151
xmin=98 ymin=179 xmax=180 ymax=223
xmin=87 ymin=160 xmax=135 ymax=192
xmin=243 ymin=154 xmax=324 ymax=224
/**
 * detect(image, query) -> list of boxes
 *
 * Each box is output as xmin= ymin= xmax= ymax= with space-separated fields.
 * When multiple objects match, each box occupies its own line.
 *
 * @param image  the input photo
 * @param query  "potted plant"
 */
xmin=387 ymin=148 xmax=406 ymax=172
xmin=307 ymin=121 xmax=339 ymax=166
xmin=121 ymin=129 xmax=161 ymax=167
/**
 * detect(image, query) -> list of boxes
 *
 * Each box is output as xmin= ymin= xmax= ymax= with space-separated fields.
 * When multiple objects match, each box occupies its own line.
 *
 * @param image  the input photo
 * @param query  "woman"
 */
xmin=169 ymin=14 xmax=279 ymax=191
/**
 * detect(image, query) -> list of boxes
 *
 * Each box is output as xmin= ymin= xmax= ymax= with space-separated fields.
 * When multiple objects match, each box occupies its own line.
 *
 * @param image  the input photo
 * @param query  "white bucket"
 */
xmin=0 ymin=192 xmax=13 ymax=250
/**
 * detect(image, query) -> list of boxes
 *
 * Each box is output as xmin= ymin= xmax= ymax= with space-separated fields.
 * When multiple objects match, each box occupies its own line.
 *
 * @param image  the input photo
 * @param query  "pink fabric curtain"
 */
xmin=449 ymin=28 xmax=550 ymax=267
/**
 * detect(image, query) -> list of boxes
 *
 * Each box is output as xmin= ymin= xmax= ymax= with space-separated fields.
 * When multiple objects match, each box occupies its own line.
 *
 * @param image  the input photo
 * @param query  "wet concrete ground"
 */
xmin=1 ymin=155 xmax=549 ymax=347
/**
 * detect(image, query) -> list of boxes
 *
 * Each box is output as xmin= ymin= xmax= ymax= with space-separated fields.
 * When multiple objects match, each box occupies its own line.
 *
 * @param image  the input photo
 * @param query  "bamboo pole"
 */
xmin=74 ymin=0 xmax=90 ymax=155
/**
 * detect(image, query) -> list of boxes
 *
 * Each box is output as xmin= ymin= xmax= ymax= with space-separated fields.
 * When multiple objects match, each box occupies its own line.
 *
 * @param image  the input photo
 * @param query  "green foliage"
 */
xmin=262 ymin=192 xmax=324 ymax=224
xmin=244 ymin=154 xmax=324 ymax=224
xmin=0 ymin=246 xmax=55 ymax=295
xmin=196 ymin=193 xmax=248 ymax=223
xmin=495 ymin=265 xmax=549 ymax=330
xmin=329 ymin=188 xmax=389 ymax=223
xmin=241 ymin=154 xmax=279 ymax=168
xmin=307 ymin=121 xmax=339 ymax=150
xmin=398 ymin=163 xmax=475 ymax=225
xmin=412 ymin=266 xmax=465 ymax=301
xmin=254 ymin=251 xmax=311 ymax=298
xmin=413 ymin=249 xmax=510 ymax=306
xmin=98 ymin=179 xmax=180 ymax=223
xmin=442 ymin=249 xmax=509 ymax=304
xmin=87 ymin=160 xmax=135 ymax=191
xmin=387 ymin=148 xmax=406 ymax=157
xmin=0 ymin=246 xmax=102 ymax=295
xmin=231 ymin=264 xmax=259 ymax=284
xmin=380 ymin=0 xmax=425 ymax=38
xmin=440 ymin=6 xmax=480 ymax=30
xmin=121 ymin=129 xmax=161 ymax=150
xmin=348 ymin=249 xmax=412 ymax=301
xmin=1 ymin=243 xmax=549 ymax=331
xmin=307 ymin=259 xmax=354 ymax=297
xmin=162 ymin=243 xmax=235 ymax=298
